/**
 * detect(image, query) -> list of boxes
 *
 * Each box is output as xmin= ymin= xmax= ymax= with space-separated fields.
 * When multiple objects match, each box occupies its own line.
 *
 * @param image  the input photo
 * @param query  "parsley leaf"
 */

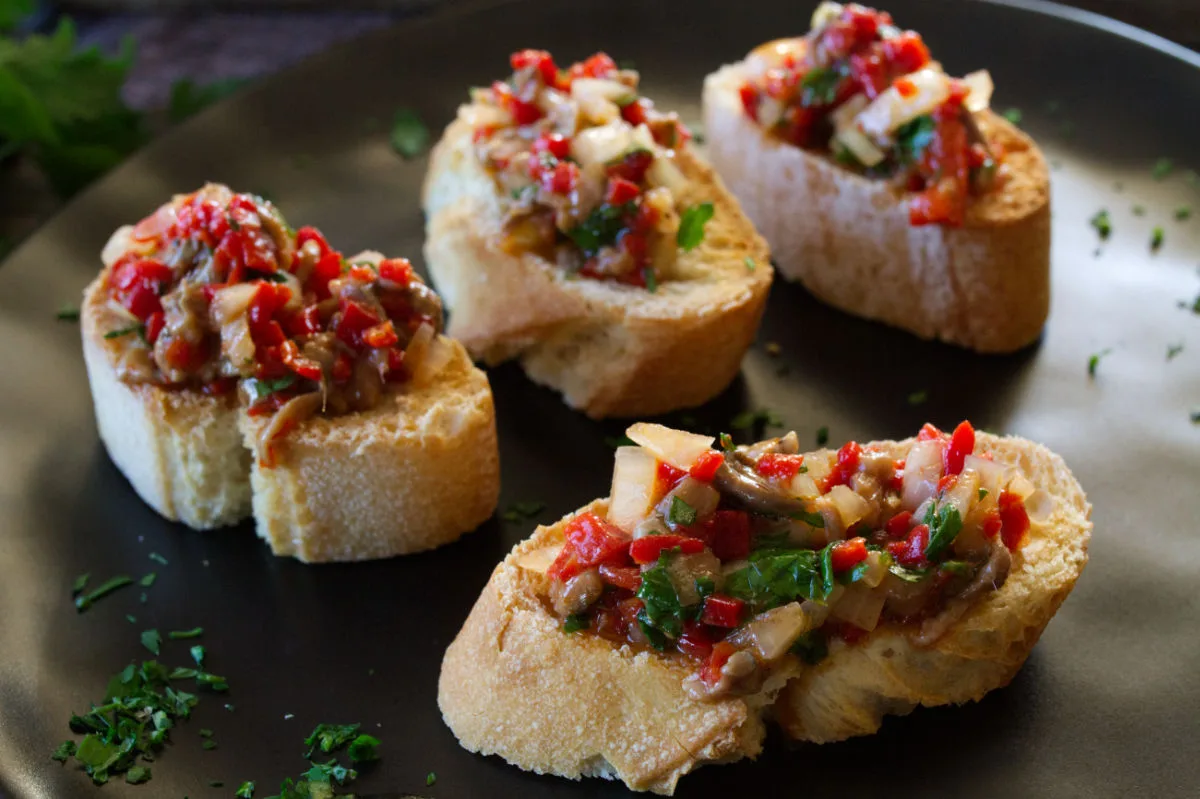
xmin=1167 ymin=343 xmax=1184 ymax=361
xmin=791 ymin=630 xmax=828 ymax=664
xmin=250 ymin=374 xmax=297 ymax=400
xmin=799 ymin=65 xmax=844 ymax=107
xmin=1089 ymin=209 xmax=1112 ymax=240
xmin=724 ymin=545 xmax=837 ymax=610
xmin=103 ymin=323 xmax=143 ymax=340
xmin=643 ymin=266 xmax=658 ymax=293
xmin=1002 ymin=107 xmax=1022 ymax=125
xmin=731 ymin=408 xmax=784 ymax=431
xmin=124 ymin=764 xmax=151 ymax=784
xmin=502 ymin=500 xmax=545 ymax=523
xmin=71 ymin=573 xmax=90 ymax=594
xmin=390 ymin=107 xmax=429 ymax=159
xmin=744 ymin=256 xmax=756 ymax=271
xmin=792 ymin=509 xmax=825 ymax=528
xmin=50 ymin=739 xmax=76 ymax=763
xmin=566 ymin=202 xmax=635 ymax=257
xmin=74 ymin=574 xmax=133 ymax=611
xmin=1175 ymin=206 xmax=1191 ymax=221
xmin=190 ymin=645 xmax=206 ymax=668
xmin=893 ymin=115 xmax=935 ymax=166
xmin=677 ymin=202 xmax=715 ymax=251
xmin=668 ymin=496 xmax=697 ymax=526
xmin=562 ymin=613 xmax=589 ymax=633
xmin=427 ymin=771 xmax=438 ymax=786
xmin=57 ymin=304 xmax=80 ymax=321
xmin=719 ymin=432 xmax=735 ymax=451
xmin=922 ymin=502 xmax=964 ymax=560
xmin=816 ymin=426 xmax=829 ymax=446
xmin=1191 ymin=407 xmax=1200 ymax=424
xmin=140 ymin=629 xmax=161 ymax=655
xmin=139 ymin=572 xmax=156 ymax=587
xmin=1151 ymin=226 xmax=1165 ymax=251
xmin=1152 ymin=157 xmax=1173 ymax=180
xmin=304 ymin=723 xmax=362 ymax=758
xmin=347 ymin=733 xmax=380 ymax=763
xmin=635 ymin=550 xmax=688 ymax=638
xmin=1088 ymin=348 xmax=1112 ymax=377
xmin=235 ymin=780 xmax=255 ymax=797
xmin=169 ymin=626 xmax=203 ymax=639
xmin=907 ymin=389 xmax=928 ymax=406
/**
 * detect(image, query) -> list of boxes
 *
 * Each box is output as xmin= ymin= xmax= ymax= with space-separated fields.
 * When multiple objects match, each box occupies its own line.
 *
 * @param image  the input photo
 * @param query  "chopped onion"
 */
xmin=403 ymin=322 xmax=435 ymax=378
xmin=256 ymin=392 xmax=322 ymax=466
xmin=667 ymin=551 xmax=721 ymax=606
xmin=570 ymin=123 xmax=635 ymax=168
xmin=756 ymin=96 xmax=785 ymax=130
xmin=833 ymin=125 xmax=885 ymax=167
xmin=827 ymin=484 xmax=871 ymax=528
xmin=964 ymin=453 xmax=1007 ymax=496
xmin=412 ymin=334 xmax=455 ymax=386
xmin=105 ymin=298 xmax=141 ymax=323
xmin=789 ymin=472 xmax=820 ymax=499
xmin=515 ymin=544 xmax=563 ymax=574
xmin=943 ymin=469 xmax=981 ymax=521
xmin=101 ymin=226 xmax=135 ymax=267
xmin=608 ymin=446 xmax=659 ymax=532
xmin=830 ymin=93 xmax=869 ymax=131
xmin=209 ymin=283 xmax=260 ymax=326
xmin=658 ymin=476 xmax=720 ymax=528
xmin=902 ymin=439 xmax=944 ymax=511
xmin=625 ymin=423 xmax=714 ymax=472
xmin=645 ymin=154 xmax=688 ymax=194
xmin=1023 ymin=488 xmax=1055 ymax=523
xmin=630 ymin=123 xmax=657 ymax=151
xmin=464 ymin=102 xmax=512 ymax=129
xmin=726 ymin=602 xmax=822 ymax=662
xmin=855 ymin=67 xmax=951 ymax=139
xmin=804 ymin=454 xmax=832 ymax=486
xmin=571 ymin=77 xmax=637 ymax=106
xmin=860 ymin=551 xmax=888 ymax=588
xmin=830 ymin=582 xmax=885 ymax=631
xmin=810 ymin=1 xmax=844 ymax=31
xmin=961 ymin=69 xmax=994 ymax=113
xmin=279 ymin=271 xmax=304 ymax=312
xmin=1006 ymin=472 xmax=1037 ymax=500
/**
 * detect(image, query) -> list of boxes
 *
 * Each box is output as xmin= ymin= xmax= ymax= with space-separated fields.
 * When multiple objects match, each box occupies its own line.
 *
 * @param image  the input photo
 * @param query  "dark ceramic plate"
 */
xmin=2 ymin=1 xmax=1199 ymax=797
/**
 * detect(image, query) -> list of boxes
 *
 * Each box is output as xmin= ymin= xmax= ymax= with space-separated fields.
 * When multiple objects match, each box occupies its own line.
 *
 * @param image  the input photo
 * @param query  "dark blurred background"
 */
xmin=0 ymin=0 xmax=1196 ymax=253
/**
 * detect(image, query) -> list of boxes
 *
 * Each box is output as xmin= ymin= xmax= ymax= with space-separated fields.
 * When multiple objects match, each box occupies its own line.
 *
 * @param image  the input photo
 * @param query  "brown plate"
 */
xmin=1 ymin=0 xmax=1198 ymax=796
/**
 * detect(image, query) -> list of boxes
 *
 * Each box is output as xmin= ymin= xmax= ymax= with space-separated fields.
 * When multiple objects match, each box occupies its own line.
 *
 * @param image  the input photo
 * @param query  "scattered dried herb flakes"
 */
xmin=1089 ymin=209 xmax=1112 ymax=240
xmin=427 ymin=771 xmax=438 ymax=786
xmin=390 ymin=108 xmax=430 ymax=160
xmin=1152 ymin=158 xmax=1173 ymax=180
xmin=148 ymin=552 xmax=168 ymax=565
xmin=1088 ymin=348 xmax=1112 ymax=378
xmin=731 ymin=408 xmax=784 ymax=431
xmin=1175 ymin=207 xmax=1192 ymax=221
xmin=502 ymin=501 xmax=546 ymax=523
xmin=140 ymin=629 xmax=161 ymax=655
xmin=74 ymin=575 xmax=133 ymax=612
xmin=1167 ymin=343 xmax=1184 ymax=361
xmin=1150 ymin=226 xmax=1165 ymax=251
xmin=57 ymin=305 xmax=80 ymax=321
xmin=816 ymin=426 xmax=830 ymax=447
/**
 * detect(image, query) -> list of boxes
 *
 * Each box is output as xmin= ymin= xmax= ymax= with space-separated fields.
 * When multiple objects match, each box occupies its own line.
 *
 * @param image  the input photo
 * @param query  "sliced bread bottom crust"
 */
xmin=439 ymin=433 xmax=1091 ymax=793
xmin=702 ymin=63 xmax=1051 ymax=354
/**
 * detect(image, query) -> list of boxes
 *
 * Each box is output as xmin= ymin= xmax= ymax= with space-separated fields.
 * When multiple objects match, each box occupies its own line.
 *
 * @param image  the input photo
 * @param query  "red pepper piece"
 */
xmin=887 ymin=523 xmax=930 ymax=567
xmin=917 ymin=423 xmax=944 ymax=441
xmin=944 ymin=420 xmax=976 ymax=476
xmin=701 ymin=594 xmax=745 ymax=628
xmin=143 ymin=310 xmax=165 ymax=345
xmin=347 ymin=264 xmax=376 ymax=284
xmin=606 ymin=149 xmax=654 ymax=184
xmin=700 ymin=641 xmax=737 ymax=686
xmin=362 ymin=320 xmax=399 ymax=349
xmin=162 ymin=338 xmax=205 ymax=373
xmin=598 ymin=564 xmax=642 ymax=591
xmin=605 ymin=177 xmax=641 ymax=205
xmin=688 ymin=451 xmax=725 ymax=483
xmin=756 ymin=452 xmax=805 ymax=481
xmin=510 ymin=48 xmax=558 ymax=86
xmin=830 ymin=537 xmax=869 ymax=572
xmin=532 ymin=132 xmax=571 ymax=161
xmin=655 ymin=460 xmax=687 ymax=496
xmin=820 ymin=440 xmax=862 ymax=493
xmin=885 ymin=510 xmax=914 ymax=539
xmin=677 ymin=621 xmax=715 ymax=660
xmin=738 ymin=84 xmax=760 ymax=121
xmin=334 ymin=300 xmax=382 ymax=350
xmin=280 ymin=340 xmax=323 ymax=382
xmin=629 ymin=534 xmax=704 ymax=565
xmin=703 ymin=510 xmax=751 ymax=561
xmin=888 ymin=458 xmax=905 ymax=492
xmin=287 ymin=305 xmax=322 ymax=337
xmin=882 ymin=30 xmax=931 ymax=74
xmin=981 ymin=509 xmax=1003 ymax=540
xmin=546 ymin=512 xmax=631 ymax=582
xmin=378 ymin=257 xmax=414 ymax=286
xmin=998 ymin=490 xmax=1030 ymax=550
xmin=541 ymin=161 xmax=579 ymax=195
xmin=332 ymin=352 xmax=354 ymax=383
xmin=620 ymin=98 xmax=650 ymax=127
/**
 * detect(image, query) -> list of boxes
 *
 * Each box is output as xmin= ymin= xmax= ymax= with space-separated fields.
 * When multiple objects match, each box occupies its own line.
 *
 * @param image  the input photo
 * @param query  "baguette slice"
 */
xmin=81 ymin=231 xmax=251 ymax=530
xmin=703 ymin=60 xmax=1051 ymax=353
xmin=438 ymin=500 xmax=800 ymax=795
xmin=439 ymin=432 xmax=1090 ymax=793
xmin=239 ymin=325 xmax=499 ymax=563
xmin=422 ymin=115 xmax=773 ymax=419
xmin=83 ymin=227 xmax=500 ymax=561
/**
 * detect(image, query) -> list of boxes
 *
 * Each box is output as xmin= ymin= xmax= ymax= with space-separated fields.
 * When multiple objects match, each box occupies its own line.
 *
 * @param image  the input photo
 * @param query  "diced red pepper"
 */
xmin=982 ymin=509 xmax=1003 ymax=540
xmin=629 ymin=534 xmax=704 ymax=565
xmin=656 ymin=460 xmax=687 ymax=497
xmin=756 ymin=452 xmax=805 ymax=481
xmin=998 ymin=490 xmax=1030 ymax=550
xmin=510 ymin=49 xmax=558 ymax=86
xmin=598 ymin=563 xmax=641 ymax=591
xmin=362 ymin=320 xmax=399 ymax=349
xmin=677 ymin=621 xmax=715 ymax=660
xmin=347 ymin=264 xmax=376 ymax=284
xmin=739 ymin=84 xmax=760 ymax=121
xmin=917 ymin=423 xmax=944 ymax=441
xmin=162 ymin=337 xmax=205 ymax=373
xmin=820 ymin=440 xmax=862 ymax=493
xmin=885 ymin=510 xmax=913 ymax=539
xmin=830 ymin=537 xmax=869 ymax=572
xmin=619 ymin=229 xmax=648 ymax=267
xmin=110 ymin=256 xmax=173 ymax=320
xmin=888 ymin=459 xmax=905 ymax=492
xmin=620 ymin=98 xmax=650 ymax=127
xmin=541 ymin=161 xmax=580 ymax=195
xmin=247 ymin=283 xmax=291 ymax=343
xmin=937 ymin=473 xmax=958 ymax=494
xmin=834 ymin=621 xmax=868 ymax=645
xmin=378 ymin=257 xmax=413 ymax=286
xmin=280 ymin=339 xmax=323 ymax=382
xmin=546 ymin=511 xmax=631 ymax=582
xmin=702 ymin=510 xmax=751 ymax=561
xmin=334 ymin=300 xmax=382 ymax=350
xmin=887 ymin=523 xmax=930 ymax=567
xmin=688 ymin=451 xmax=725 ymax=483
xmin=567 ymin=52 xmax=617 ymax=82
xmin=605 ymin=177 xmax=641 ymax=205
xmin=201 ymin=377 xmax=236 ymax=396
xmin=701 ymin=594 xmax=745 ymax=628
xmin=944 ymin=420 xmax=976 ymax=476
xmin=143 ymin=310 xmax=165 ymax=345
xmin=606 ymin=149 xmax=654 ymax=184
xmin=882 ymin=30 xmax=931 ymax=74
xmin=385 ymin=348 xmax=407 ymax=381
xmin=700 ymin=642 xmax=737 ymax=686
xmin=491 ymin=80 xmax=543 ymax=125
xmin=287 ymin=305 xmax=323 ymax=337
xmin=532 ymin=132 xmax=571 ymax=161
xmin=332 ymin=352 xmax=354 ymax=383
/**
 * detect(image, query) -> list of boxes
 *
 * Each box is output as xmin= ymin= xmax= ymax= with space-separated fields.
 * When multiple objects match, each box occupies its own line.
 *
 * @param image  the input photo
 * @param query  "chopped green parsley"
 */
xmin=390 ymin=107 xmax=430 ymax=159
xmin=677 ymin=202 xmax=715 ymax=251
xmin=1089 ymin=209 xmax=1111 ymax=240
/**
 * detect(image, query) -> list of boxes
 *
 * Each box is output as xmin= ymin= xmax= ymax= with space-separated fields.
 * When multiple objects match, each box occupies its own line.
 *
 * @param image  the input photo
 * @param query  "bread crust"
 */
xmin=702 ymin=62 xmax=1051 ymax=353
xmin=422 ymin=114 xmax=773 ymax=418
xmin=439 ymin=501 xmax=798 ymax=795
xmin=240 ymin=336 xmax=500 ymax=562
xmin=81 ymin=273 xmax=251 ymax=529
xmin=440 ymin=433 xmax=1090 ymax=792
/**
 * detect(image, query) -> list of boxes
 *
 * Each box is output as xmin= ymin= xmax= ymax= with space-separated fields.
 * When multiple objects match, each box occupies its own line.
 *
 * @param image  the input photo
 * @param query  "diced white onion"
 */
xmin=860 ymin=551 xmax=888 ymax=588
xmin=209 ymin=282 xmax=260 ymax=326
xmin=412 ymin=334 xmax=455 ymax=386
xmin=827 ymin=484 xmax=871 ymax=528
xmin=756 ymin=96 xmax=785 ymax=130
xmin=789 ymin=473 xmax=820 ymax=499
xmin=830 ymin=583 xmax=885 ymax=631
xmin=964 ymin=454 xmax=1007 ymax=496
xmin=463 ymin=102 xmax=511 ymax=129
xmin=726 ymin=602 xmax=822 ymax=662
xmin=961 ymin=69 xmax=994 ymax=113
xmin=658 ymin=476 xmax=720 ymax=528
xmin=515 ymin=544 xmax=563 ymax=574
xmin=833 ymin=125 xmax=885 ymax=167
xmin=645 ymin=154 xmax=688 ymax=194
xmin=625 ymin=423 xmax=715 ymax=472
xmin=101 ymin=226 xmax=136 ymax=267
xmin=810 ymin=1 xmax=844 ymax=31
xmin=902 ymin=439 xmax=944 ymax=511
xmin=1023 ymin=489 xmax=1055 ymax=523
xmin=608 ymin=446 xmax=659 ymax=532
xmin=571 ymin=77 xmax=637 ymax=106
xmin=570 ymin=123 xmax=635 ymax=168
xmin=279 ymin=271 xmax=303 ymax=312
xmin=830 ymin=93 xmax=869 ymax=132
xmin=403 ymin=322 xmax=435 ymax=378
xmin=1006 ymin=472 xmax=1037 ymax=500
xmin=855 ymin=67 xmax=951 ymax=139
xmin=804 ymin=454 xmax=832 ymax=486
xmin=943 ymin=469 xmax=981 ymax=521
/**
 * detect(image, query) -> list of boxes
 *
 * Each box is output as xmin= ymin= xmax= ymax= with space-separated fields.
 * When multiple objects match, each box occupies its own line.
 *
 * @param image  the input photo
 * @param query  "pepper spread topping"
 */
xmin=543 ymin=420 xmax=1044 ymax=699
xmin=470 ymin=50 xmax=711 ymax=289
xmin=100 ymin=184 xmax=444 ymax=466
xmin=737 ymin=2 xmax=1004 ymax=226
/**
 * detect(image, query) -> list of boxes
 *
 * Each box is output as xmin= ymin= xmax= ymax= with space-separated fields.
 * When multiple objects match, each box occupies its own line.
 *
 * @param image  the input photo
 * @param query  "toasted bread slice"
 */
xmin=438 ymin=501 xmax=799 ymax=795
xmin=439 ymin=432 xmax=1090 ymax=793
xmin=702 ymin=61 xmax=1051 ymax=353
xmin=81 ymin=236 xmax=251 ymax=530
xmin=240 ymin=333 xmax=499 ymax=562
xmin=422 ymin=115 xmax=772 ymax=419
xmin=82 ymin=227 xmax=500 ymax=560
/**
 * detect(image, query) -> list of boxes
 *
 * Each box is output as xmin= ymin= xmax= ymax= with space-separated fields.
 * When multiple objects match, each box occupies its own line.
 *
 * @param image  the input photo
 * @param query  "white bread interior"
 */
xmin=240 ymin=335 xmax=499 ymax=563
xmin=421 ymin=114 xmax=773 ymax=419
xmin=439 ymin=433 xmax=1090 ymax=793
xmin=702 ymin=61 xmax=1051 ymax=353
xmin=438 ymin=500 xmax=799 ymax=795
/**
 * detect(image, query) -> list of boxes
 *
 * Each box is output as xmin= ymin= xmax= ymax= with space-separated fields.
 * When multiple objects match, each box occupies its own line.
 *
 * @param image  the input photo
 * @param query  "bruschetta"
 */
xmin=439 ymin=420 xmax=1090 ymax=793
xmin=702 ymin=2 xmax=1051 ymax=353
xmin=81 ymin=184 xmax=499 ymax=561
xmin=422 ymin=50 xmax=772 ymax=418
